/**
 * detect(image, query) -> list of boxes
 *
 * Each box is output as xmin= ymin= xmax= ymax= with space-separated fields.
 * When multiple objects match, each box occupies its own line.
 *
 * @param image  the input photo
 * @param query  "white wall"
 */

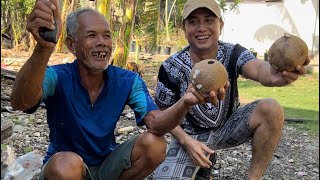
xmin=220 ymin=0 xmax=319 ymax=57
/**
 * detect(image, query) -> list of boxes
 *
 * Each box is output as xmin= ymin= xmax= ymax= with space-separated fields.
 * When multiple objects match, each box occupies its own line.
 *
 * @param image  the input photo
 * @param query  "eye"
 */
xmin=87 ymin=34 xmax=95 ymax=38
xmin=188 ymin=19 xmax=198 ymax=25
xmin=206 ymin=18 xmax=215 ymax=23
xmin=103 ymin=34 xmax=111 ymax=39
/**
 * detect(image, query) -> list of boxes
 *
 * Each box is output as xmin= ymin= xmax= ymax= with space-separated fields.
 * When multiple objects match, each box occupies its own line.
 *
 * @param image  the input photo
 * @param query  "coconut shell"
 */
xmin=190 ymin=59 xmax=228 ymax=94
xmin=268 ymin=33 xmax=308 ymax=72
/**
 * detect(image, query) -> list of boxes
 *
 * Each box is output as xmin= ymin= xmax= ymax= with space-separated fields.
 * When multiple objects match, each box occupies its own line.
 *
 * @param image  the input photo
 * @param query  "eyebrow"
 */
xmin=83 ymin=29 xmax=111 ymax=34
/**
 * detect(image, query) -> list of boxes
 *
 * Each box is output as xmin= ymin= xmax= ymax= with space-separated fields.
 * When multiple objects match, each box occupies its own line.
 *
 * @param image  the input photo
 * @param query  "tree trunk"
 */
xmin=56 ymin=0 xmax=78 ymax=52
xmin=112 ymin=0 xmax=137 ymax=68
xmin=96 ymin=0 xmax=112 ymax=26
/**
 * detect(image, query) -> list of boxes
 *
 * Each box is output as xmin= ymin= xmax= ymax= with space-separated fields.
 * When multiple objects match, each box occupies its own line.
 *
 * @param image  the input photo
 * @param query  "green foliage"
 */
xmin=137 ymin=1 xmax=161 ymax=51
xmin=1 ymin=144 xmax=8 ymax=151
xmin=25 ymin=146 xmax=33 ymax=153
xmin=1 ymin=0 xmax=82 ymax=50
xmin=1 ymin=0 xmax=35 ymax=49
xmin=217 ymin=0 xmax=242 ymax=13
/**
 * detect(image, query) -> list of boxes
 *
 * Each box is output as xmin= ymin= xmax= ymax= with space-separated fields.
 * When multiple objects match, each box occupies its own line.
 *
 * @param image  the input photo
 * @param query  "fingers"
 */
xmin=208 ymin=81 xmax=229 ymax=105
xmin=281 ymin=71 xmax=298 ymax=84
xmin=187 ymin=83 xmax=229 ymax=106
xmin=303 ymin=56 xmax=311 ymax=66
xmin=28 ymin=10 xmax=55 ymax=31
xmin=187 ymin=85 xmax=207 ymax=104
xmin=27 ymin=0 xmax=58 ymax=47
xmin=209 ymin=91 xmax=219 ymax=106
xmin=49 ymin=0 xmax=60 ymax=19
xmin=295 ymin=65 xmax=307 ymax=75
xmin=29 ymin=0 xmax=56 ymax=23
xmin=193 ymin=145 xmax=214 ymax=168
xmin=202 ymin=144 xmax=215 ymax=155
xmin=224 ymin=81 xmax=230 ymax=89
xmin=217 ymin=83 xmax=227 ymax=100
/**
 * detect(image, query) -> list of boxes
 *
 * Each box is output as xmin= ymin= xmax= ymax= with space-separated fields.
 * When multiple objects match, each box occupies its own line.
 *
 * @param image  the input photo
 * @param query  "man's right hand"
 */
xmin=184 ymin=82 xmax=230 ymax=106
xmin=26 ymin=0 xmax=62 ymax=48
xmin=183 ymin=136 xmax=214 ymax=168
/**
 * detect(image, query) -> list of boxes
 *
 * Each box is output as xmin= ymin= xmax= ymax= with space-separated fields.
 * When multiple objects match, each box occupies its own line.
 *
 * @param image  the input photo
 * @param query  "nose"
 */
xmin=196 ymin=22 xmax=206 ymax=32
xmin=96 ymin=35 xmax=107 ymax=46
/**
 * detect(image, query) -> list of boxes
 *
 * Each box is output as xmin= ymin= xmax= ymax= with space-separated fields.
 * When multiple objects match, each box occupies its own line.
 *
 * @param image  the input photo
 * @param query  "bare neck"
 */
xmin=77 ymin=63 xmax=105 ymax=104
xmin=189 ymin=46 xmax=218 ymax=65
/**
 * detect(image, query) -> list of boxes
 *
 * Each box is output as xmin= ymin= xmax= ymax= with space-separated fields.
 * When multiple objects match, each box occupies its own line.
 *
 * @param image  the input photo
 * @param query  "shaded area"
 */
xmin=283 ymin=106 xmax=319 ymax=121
xmin=254 ymin=24 xmax=288 ymax=43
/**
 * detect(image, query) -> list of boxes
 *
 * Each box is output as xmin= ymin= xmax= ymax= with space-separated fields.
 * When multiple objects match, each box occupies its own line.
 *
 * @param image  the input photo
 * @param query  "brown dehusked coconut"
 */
xmin=268 ymin=33 xmax=308 ymax=72
xmin=190 ymin=59 xmax=228 ymax=94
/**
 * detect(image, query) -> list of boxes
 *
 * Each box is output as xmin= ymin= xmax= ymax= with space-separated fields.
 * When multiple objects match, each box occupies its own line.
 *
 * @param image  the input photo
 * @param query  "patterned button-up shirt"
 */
xmin=155 ymin=41 xmax=256 ymax=134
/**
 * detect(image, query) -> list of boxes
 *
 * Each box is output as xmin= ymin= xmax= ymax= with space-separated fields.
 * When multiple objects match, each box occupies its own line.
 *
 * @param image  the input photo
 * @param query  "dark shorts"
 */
xmin=39 ymin=136 xmax=138 ymax=180
xmin=153 ymin=100 xmax=260 ymax=180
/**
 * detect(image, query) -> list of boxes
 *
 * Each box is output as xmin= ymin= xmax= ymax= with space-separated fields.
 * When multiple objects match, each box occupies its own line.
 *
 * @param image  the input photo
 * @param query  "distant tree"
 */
xmin=1 ymin=0 xmax=34 ymax=50
xmin=112 ymin=0 xmax=137 ymax=67
xmin=56 ymin=0 xmax=79 ymax=52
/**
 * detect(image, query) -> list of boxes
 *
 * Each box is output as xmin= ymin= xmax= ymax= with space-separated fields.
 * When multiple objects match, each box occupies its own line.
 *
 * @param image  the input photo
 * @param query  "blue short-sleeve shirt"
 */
xmin=41 ymin=60 xmax=158 ymax=166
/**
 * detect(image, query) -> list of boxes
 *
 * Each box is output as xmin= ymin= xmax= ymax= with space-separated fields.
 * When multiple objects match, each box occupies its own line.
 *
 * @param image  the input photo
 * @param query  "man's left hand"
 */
xmin=270 ymin=56 xmax=310 ymax=86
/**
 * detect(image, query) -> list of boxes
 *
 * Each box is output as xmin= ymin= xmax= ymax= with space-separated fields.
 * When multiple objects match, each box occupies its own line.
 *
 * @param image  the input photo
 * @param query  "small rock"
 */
xmin=13 ymin=125 xmax=24 ymax=134
xmin=312 ymin=168 xmax=319 ymax=173
xmin=33 ymin=132 xmax=40 ymax=137
xmin=295 ymin=171 xmax=307 ymax=176
xmin=288 ymin=159 xmax=294 ymax=163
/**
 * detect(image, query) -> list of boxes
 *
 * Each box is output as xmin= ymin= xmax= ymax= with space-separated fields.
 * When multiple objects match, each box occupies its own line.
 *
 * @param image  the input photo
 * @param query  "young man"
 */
xmin=153 ymin=0 xmax=310 ymax=179
xmin=10 ymin=0 xmax=219 ymax=179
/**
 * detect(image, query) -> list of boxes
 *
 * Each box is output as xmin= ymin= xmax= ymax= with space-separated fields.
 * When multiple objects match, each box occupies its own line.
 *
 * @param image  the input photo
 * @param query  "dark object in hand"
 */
xmin=39 ymin=21 xmax=58 ymax=43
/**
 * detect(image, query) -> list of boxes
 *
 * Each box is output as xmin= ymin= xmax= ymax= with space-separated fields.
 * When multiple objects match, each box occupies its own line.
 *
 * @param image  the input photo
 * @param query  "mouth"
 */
xmin=195 ymin=35 xmax=210 ymax=40
xmin=92 ymin=51 xmax=108 ymax=58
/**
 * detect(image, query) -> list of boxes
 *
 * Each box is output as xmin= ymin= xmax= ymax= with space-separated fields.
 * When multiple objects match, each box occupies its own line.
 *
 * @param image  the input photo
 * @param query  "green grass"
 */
xmin=238 ymin=74 xmax=319 ymax=135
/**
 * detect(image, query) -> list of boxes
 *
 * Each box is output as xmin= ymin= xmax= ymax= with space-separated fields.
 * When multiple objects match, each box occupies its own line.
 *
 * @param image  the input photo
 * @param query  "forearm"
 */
xmin=146 ymin=98 xmax=192 ymax=136
xmin=170 ymin=125 xmax=192 ymax=145
xmin=257 ymin=63 xmax=273 ymax=87
xmin=11 ymin=44 xmax=54 ymax=110
xmin=242 ymin=59 xmax=273 ymax=87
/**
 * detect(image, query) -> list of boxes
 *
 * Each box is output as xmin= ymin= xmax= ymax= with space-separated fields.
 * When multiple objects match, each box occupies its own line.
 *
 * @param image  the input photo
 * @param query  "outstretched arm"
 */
xmin=241 ymin=57 xmax=310 ymax=87
xmin=11 ymin=0 xmax=61 ymax=111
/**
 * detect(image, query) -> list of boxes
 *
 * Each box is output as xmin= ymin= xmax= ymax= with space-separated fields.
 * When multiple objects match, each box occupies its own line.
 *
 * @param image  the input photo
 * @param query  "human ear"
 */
xmin=65 ymin=36 xmax=76 ymax=54
xmin=219 ymin=20 xmax=224 ymax=35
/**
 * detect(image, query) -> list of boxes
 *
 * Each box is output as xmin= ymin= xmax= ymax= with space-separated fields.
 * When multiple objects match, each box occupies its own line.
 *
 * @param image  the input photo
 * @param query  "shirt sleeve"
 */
xmin=155 ymin=64 xmax=178 ymax=108
xmin=236 ymin=49 xmax=256 ymax=75
xmin=128 ymin=75 xmax=158 ymax=126
xmin=42 ymin=66 xmax=57 ymax=99
xmin=23 ymin=66 xmax=57 ymax=114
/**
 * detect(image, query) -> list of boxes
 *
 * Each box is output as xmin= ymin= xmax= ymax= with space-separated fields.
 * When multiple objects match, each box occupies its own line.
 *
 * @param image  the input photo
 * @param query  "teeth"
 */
xmin=197 ymin=35 xmax=209 ymax=40
xmin=93 ymin=52 xmax=107 ymax=58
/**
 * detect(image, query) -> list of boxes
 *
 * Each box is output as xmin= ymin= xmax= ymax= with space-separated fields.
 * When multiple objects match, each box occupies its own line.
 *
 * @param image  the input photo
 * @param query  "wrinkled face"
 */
xmin=183 ymin=8 xmax=224 ymax=52
xmin=70 ymin=11 xmax=112 ymax=72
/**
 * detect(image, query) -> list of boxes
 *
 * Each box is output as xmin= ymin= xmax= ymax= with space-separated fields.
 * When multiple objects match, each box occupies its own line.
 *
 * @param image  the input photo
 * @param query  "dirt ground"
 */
xmin=1 ymin=49 xmax=319 ymax=179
